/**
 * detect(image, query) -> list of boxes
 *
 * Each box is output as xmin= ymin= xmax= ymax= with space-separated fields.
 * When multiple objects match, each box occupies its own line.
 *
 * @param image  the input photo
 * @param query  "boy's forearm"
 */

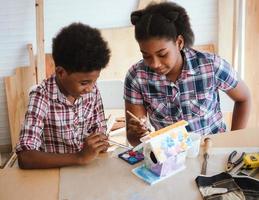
xmin=17 ymin=150 xmax=82 ymax=169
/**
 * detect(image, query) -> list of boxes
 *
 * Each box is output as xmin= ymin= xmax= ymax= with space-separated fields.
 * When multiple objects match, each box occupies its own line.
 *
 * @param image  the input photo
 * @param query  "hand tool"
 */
xmin=225 ymin=150 xmax=245 ymax=173
xmin=201 ymin=137 xmax=212 ymax=175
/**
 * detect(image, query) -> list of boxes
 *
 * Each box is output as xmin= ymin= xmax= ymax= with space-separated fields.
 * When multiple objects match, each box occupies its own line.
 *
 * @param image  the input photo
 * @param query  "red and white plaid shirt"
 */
xmin=16 ymin=75 xmax=107 ymax=154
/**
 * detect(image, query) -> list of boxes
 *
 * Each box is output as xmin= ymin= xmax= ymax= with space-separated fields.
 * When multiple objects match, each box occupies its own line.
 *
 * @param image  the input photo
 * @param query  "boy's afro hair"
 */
xmin=52 ymin=22 xmax=110 ymax=73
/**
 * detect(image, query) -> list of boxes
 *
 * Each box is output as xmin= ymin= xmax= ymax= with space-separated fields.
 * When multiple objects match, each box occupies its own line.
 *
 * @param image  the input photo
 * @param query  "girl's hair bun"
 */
xmin=164 ymin=11 xmax=178 ymax=22
xmin=131 ymin=11 xmax=143 ymax=25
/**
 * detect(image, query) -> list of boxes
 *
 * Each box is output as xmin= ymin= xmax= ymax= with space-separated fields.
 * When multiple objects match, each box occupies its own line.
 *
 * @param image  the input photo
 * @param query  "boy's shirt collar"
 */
xmin=48 ymin=74 xmax=83 ymax=106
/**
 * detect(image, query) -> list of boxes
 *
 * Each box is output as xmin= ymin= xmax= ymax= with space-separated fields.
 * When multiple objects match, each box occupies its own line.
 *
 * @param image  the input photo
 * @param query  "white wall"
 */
xmin=0 ymin=0 xmax=218 ymax=145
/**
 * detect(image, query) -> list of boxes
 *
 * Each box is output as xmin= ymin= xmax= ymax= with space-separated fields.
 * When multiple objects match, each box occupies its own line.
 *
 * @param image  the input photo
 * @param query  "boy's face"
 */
xmin=138 ymin=36 xmax=184 ymax=76
xmin=56 ymin=67 xmax=101 ymax=98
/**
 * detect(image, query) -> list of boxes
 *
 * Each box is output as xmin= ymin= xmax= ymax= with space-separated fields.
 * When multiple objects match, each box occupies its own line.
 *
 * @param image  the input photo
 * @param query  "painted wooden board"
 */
xmin=4 ymin=66 xmax=36 ymax=150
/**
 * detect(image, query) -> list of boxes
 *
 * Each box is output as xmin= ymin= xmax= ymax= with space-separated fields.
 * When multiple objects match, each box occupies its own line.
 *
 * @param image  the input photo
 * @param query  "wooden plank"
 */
xmin=27 ymin=44 xmax=37 ymax=82
xmin=0 ymin=168 xmax=59 ymax=200
xmin=244 ymin=0 xmax=259 ymax=127
xmin=100 ymin=26 xmax=141 ymax=80
xmin=35 ymin=0 xmax=46 ymax=83
xmin=218 ymin=0 xmax=235 ymax=65
xmin=3 ymin=153 xmax=17 ymax=169
xmin=27 ymin=44 xmax=36 ymax=70
xmin=4 ymin=66 xmax=36 ymax=150
xmin=45 ymin=54 xmax=55 ymax=78
xmin=193 ymin=44 xmax=215 ymax=54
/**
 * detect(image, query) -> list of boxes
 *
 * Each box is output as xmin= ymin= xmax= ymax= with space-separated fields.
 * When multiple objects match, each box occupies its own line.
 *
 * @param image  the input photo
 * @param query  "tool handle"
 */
xmin=204 ymin=137 xmax=212 ymax=154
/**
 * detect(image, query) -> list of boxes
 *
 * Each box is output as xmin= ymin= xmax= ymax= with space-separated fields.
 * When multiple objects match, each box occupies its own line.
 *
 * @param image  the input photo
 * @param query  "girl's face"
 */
xmin=138 ymin=37 xmax=184 ymax=77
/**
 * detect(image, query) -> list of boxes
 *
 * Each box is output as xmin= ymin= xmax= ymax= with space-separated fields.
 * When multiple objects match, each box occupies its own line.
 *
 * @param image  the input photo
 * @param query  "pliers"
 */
xmin=226 ymin=150 xmax=245 ymax=173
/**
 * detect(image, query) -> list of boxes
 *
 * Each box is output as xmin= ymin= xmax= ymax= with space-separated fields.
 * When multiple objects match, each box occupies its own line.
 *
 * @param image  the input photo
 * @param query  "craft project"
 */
xmin=132 ymin=120 xmax=192 ymax=185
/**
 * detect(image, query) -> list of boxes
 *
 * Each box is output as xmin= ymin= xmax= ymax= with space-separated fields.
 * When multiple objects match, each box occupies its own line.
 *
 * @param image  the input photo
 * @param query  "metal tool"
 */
xmin=225 ymin=150 xmax=245 ymax=173
xmin=236 ymin=167 xmax=259 ymax=177
xmin=201 ymin=138 xmax=212 ymax=175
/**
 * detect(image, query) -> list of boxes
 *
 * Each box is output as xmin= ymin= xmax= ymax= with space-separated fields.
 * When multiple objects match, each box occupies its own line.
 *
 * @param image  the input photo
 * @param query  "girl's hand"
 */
xmin=127 ymin=116 xmax=150 ymax=140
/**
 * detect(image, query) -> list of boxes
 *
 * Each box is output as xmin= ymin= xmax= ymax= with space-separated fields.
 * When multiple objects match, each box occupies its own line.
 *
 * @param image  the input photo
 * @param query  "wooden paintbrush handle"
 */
xmin=204 ymin=137 xmax=212 ymax=155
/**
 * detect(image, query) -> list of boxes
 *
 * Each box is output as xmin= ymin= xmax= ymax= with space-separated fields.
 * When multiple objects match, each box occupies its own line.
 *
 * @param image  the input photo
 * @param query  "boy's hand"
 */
xmin=78 ymin=133 xmax=109 ymax=165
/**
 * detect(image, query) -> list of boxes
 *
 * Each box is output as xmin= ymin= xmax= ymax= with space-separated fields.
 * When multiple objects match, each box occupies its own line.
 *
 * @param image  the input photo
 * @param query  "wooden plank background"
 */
xmin=4 ymin=66 xmax=36 ymax=150
xmin=244 ymin=0 xmax=259 ymax=127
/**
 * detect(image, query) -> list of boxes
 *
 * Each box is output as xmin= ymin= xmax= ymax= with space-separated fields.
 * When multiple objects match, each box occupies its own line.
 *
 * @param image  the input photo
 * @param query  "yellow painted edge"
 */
xmin=148 ymin=120 xmax=188 ymax=138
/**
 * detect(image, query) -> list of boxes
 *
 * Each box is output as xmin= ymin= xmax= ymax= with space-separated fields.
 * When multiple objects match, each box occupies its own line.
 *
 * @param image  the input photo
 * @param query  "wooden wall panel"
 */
xmin=218 ymin=0 xmax=235 ymax=65
xmin=4 ymin=67 xmax=36 ymax=150
xmin=244 ymin=0 xmax=259 ymax=127
xmin=100 ymin=26 xmax=141 ymax=80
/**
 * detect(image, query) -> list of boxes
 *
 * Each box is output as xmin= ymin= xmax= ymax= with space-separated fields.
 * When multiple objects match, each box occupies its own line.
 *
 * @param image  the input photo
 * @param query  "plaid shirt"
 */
xmin=16 ymin=75 xmax=107 ymax=153
xmin=124 ymin=48 xmax=238 ymax=135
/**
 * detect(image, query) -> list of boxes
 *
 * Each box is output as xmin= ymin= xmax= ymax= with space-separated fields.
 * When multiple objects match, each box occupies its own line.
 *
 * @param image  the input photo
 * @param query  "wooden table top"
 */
xmin=0 ymin=128 xmax=258 ymax=200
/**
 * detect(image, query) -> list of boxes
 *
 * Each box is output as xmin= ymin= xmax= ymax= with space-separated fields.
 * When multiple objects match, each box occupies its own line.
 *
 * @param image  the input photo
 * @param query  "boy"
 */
xmin=16 ymin=23 xmax=111 ymax=169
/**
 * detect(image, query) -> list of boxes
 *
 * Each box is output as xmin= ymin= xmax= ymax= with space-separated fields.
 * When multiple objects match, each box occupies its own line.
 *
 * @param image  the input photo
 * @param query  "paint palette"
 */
xmin=118 ymin=149 xmax=144 ymax=165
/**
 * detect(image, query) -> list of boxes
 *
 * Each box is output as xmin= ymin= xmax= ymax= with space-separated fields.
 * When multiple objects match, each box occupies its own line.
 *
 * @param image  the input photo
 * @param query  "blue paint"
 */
xmin=118 ymin=149 xmax=144 ymax=165
xmin=132 ymin=165 xmax=160 ymax=185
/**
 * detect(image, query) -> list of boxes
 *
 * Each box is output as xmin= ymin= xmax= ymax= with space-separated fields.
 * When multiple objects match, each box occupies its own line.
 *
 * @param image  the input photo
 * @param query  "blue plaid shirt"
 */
xmin=124 ymin=48 xmax=238 ymax=135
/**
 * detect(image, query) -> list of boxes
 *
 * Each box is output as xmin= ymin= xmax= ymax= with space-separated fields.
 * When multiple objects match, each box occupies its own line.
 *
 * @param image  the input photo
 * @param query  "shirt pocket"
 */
xmin=144 ymin=96 xmax=171 ymax=121
xmin=189 ymin=92 xmax=214 ymax=117
xmin=60 ymin=121 xmax=77 ymax=146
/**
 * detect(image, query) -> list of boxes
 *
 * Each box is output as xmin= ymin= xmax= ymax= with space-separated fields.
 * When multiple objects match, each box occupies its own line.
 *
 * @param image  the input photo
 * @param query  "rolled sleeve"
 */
xmin=16 ymin=91 xmax=48 ymax=153
xmin=124 ymin=64 xmax=144 ymax=105
xmin=214 ymin=55 xmax=238 ymax=91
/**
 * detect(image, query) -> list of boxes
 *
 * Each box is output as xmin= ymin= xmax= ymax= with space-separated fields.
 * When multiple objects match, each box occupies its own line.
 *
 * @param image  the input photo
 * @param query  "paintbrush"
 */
xmin=106 ymin=114 xmax=131 ymax=150
xmin=108 ymin=139 xmax=131 ymax=150
xmin=126 ymin=110 xmax=152 ymax=132
xmin=201 ymin=137 xmax=212 ymax=175
xmin=106 ymin=114 xmax=116 ymax=135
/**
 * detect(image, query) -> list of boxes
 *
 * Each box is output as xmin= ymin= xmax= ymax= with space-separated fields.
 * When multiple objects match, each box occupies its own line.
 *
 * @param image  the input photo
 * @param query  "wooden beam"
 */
xmin=218 ymin=0 xmax=235 ymax=65
xmin=244 ymin=0 xmax=259 ymax=127
xmin=27 ymin=44 xmax=37 ymax=83
xmin=3 ymin=153 xmax=17 ymax=169
xmin=35 ymin=0 xmax=46 ymax=83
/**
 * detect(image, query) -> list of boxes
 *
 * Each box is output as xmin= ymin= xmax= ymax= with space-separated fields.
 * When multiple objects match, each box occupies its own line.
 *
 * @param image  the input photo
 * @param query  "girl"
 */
xmin=124 ymin=2 xmax=251 ymax=146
